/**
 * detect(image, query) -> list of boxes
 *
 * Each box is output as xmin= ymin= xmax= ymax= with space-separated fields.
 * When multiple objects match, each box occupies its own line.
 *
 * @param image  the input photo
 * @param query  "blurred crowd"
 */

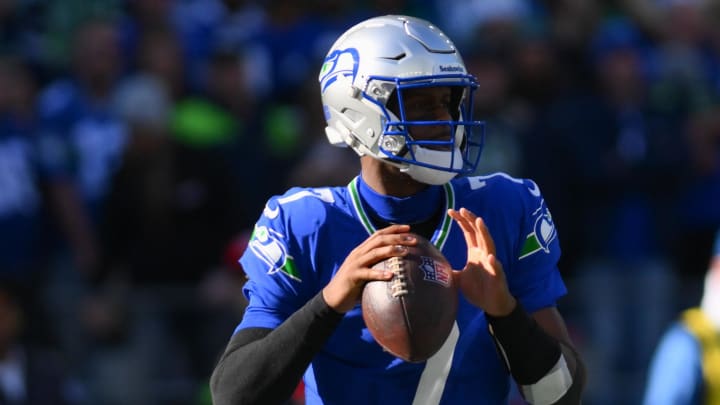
xmin=0 ymin=0 xmax=719 ymax=404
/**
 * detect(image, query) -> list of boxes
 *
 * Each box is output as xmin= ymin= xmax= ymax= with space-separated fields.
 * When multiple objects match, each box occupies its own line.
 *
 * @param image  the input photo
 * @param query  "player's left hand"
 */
xmin=448 ymin=208 xmax=516 ymax=317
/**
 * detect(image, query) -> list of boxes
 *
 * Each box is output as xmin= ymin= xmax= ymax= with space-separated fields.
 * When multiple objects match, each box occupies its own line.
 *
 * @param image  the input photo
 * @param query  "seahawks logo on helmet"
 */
xmin=519 ymin=202 xmax=557 ymax=260
xmin=319 ymin=48 xmax=359 ymax=93
xmin=248 ymin=225 xmax=301 ymax=281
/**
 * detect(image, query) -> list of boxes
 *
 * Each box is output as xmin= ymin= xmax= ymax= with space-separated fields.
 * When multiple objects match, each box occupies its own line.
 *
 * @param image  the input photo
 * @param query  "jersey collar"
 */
xmin=347 ymin=176 xmax=455 ymax=250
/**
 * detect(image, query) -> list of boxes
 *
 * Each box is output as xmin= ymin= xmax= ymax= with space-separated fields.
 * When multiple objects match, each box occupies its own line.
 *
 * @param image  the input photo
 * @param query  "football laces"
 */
xmin=389 ymin=256 xmax=409 ymax=298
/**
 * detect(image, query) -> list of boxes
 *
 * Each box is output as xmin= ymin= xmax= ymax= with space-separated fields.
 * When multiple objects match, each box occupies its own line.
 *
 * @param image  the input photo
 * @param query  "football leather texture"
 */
xmin=362 ymin=234 xmax=458 ymax=363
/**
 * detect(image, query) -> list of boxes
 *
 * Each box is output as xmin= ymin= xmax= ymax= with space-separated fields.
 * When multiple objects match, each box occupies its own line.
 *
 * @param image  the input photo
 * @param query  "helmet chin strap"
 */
xmin=400 ymin=146 xmax=463 ymax=185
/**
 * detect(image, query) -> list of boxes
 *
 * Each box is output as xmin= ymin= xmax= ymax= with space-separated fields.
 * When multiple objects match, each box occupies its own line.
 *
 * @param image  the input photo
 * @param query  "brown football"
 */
xmin=362 ymin=234 xmax=458 ymax=363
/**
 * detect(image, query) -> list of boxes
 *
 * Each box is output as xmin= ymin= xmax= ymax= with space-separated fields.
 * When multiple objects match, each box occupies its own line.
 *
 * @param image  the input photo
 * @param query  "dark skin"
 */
xmin=322 ymin=85 xmax=580 ymax=378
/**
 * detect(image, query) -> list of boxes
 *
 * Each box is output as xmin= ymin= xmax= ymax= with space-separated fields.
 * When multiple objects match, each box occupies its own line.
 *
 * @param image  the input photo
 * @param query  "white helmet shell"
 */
xmin=319 ymin=15 xmax=484 ymax=185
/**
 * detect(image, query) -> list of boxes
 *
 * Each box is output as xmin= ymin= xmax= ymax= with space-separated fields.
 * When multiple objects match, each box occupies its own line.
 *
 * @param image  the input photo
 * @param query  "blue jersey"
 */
xmin=238 ymin=173 xmax=567 ymax=405
xmin=37 ymin=79 xmax=128 ymax=219
xmin=0 ymin=115 xmax=45 ymax=276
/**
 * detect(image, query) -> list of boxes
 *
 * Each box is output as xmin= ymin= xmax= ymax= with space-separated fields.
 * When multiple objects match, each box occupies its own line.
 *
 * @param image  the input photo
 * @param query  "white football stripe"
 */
xmin=412 ymin=322 xmax=459 ymax=405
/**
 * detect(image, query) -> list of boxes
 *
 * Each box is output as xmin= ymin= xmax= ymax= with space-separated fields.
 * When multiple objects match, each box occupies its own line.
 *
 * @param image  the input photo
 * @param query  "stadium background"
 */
xmin=0 ymin=0 xmax=719 ymax=404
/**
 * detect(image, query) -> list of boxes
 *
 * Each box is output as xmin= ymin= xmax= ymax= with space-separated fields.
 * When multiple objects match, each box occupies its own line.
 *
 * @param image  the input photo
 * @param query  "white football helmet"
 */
xmin=319 ymin=15 xmax=485 ymax=185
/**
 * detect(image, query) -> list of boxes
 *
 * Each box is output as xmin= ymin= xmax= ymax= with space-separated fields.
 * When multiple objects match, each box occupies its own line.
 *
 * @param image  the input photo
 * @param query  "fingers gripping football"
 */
xmin=448 ymin=208 xmax=516 ymax=317
xmin=362 ymin=235 xmax=458 ymax=362
xmin=323 ymin=225 xmax=418 ymax=313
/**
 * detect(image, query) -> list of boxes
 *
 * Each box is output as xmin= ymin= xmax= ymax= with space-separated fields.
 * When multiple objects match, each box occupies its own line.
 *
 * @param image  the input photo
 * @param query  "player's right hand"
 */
xmin=322 ymin=224 xmax=417 ymax=313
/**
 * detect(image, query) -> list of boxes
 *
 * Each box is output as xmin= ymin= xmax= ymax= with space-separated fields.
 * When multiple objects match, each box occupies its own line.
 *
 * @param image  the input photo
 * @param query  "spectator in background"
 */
xmin=240 ymin=0 xmax=334 ymax=102
xmin=644 ymin=0 xmax=720 ymax=310
xmin=39 ymin=0 xmax=122 ymax=75
xmin=104 ymin=74 xmax=174 ymax=285
xmin=117 ymin=0 xmax=177 ymax=74
xmin=0 ymin=56 xmax=61 ymax=351
xmin=170 ymin=0 xmax=229 ymax=93
xmin=35 ymin=18 xmax=128 ymax=398
xmin=168 ymin=49 xmax=252 ymax=241
xmin=119 ymin=1 xmax=215 ymax=100
xmin=643 ymin=229 xmax=720 ymax=405
xmin=211 ymin=0 xmax=267 ymax=63
xmin=99 ymin=49 xmax=251 ymax=402
xmin=530 ymin=16 xmax=679 ymax=404
xmin=283 ymin=79 xmax=359 ymax=189
xmin=464 ymin=44 xmax=524 ymax=177
xmin=433 ymin=0 xmax=534 ymax=51
xmin=107 ymin=62 xmax=249 ymax=283
xmin=0 ymin=280 xmax=80 ymax=405
xmin=0 ymin=57 xmax=46 ymax=282
xmin=36 ymin=17 xmax=128 ymax=275
xmin=0 ymin=0 xmax=46 ymax=80
xmin=69 ymin=75 xmax=173 ymax=405
xmin=669 ymin=105 xmax=720 ymax=310
xmin=134 ymin=26 xmax=188 ymax=104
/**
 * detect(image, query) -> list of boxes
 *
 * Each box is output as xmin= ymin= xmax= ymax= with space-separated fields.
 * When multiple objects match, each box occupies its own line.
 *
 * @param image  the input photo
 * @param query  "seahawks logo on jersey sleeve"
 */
xmin=519 ymin=202 xmax=557 ymax=260
xmin=248 ymin=225 xmax=301 ymax=282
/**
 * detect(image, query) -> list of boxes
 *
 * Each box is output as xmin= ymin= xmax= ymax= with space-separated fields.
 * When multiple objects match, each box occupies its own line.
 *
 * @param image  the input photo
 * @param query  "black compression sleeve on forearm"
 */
xmin=210 ymin=291 xmax=344 ymax=405
xmin=485 ymin=303 xmax=561 ymax=385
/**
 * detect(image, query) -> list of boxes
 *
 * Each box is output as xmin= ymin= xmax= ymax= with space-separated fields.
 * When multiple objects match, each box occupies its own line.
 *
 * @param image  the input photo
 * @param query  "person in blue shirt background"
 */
xmin=36 ymin=18 xmax=128 ymax=278
xmin=643 ymin=229 xmax=720 ymax=405
xmin=211 ymin=15 xmax=585 ymax=405
xmin=0 ymin=56 xmax=47 ymax=281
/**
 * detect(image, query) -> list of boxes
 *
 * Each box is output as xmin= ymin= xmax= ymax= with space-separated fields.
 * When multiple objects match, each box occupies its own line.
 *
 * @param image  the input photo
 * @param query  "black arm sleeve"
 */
xmin=487 ymin=304 xmax=586 ymax=404
xmin=210 ymin=291 xmax=344 ymax=405
xmin=485 ymin=302 xmax=561 ymax=385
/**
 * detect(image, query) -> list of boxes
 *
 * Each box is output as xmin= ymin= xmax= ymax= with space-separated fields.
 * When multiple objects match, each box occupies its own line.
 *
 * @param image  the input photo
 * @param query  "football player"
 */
xmin=211 ymin=15 xmax=585 ymax=405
